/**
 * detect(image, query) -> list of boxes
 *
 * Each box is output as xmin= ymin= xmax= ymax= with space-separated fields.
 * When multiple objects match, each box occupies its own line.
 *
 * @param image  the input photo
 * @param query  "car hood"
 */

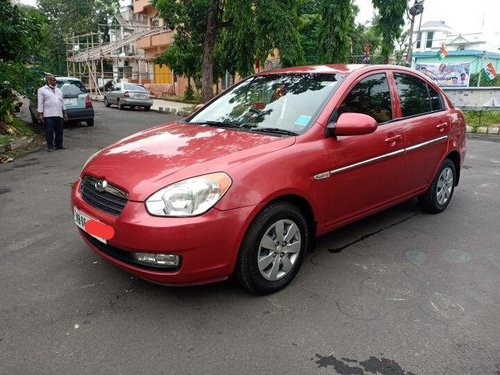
xmin=83 ymin=122 xmax=295 ymax=201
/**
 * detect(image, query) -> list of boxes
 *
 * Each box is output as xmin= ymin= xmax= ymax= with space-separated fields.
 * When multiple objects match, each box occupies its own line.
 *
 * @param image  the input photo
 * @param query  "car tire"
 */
xmin=118 ymin=100 xmax=123 ymax=110
xmin=235 ymin=202 xmax=308 ymax=295
xmin=86 ymin=119 xmax=94 ymax=127
xmin=418 ymin=159 xmax=456 ymax=214
xmin=144 ymin=106 xmax=151 ymax=111
xmin=104 ymin=97 xmax=110 ymax=107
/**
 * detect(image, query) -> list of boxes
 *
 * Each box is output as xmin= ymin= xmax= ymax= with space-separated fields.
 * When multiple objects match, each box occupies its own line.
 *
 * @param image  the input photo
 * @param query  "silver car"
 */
xmin=104 ymin=82 xmax=153 ymax=111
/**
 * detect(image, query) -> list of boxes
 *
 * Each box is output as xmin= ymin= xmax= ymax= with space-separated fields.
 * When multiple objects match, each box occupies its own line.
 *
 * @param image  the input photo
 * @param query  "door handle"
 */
xmin=436 ymin=123 xmax=447 ymax=131
xmin=385 ymin=134 xmax=402 ymax=144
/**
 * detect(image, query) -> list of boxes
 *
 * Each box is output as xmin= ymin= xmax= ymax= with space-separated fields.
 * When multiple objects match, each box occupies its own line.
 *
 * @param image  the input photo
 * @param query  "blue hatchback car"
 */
xmin=30 ymin=76 xmax=95 ymax=127
xmin=56 ymin=77 xmax=95 ymax=126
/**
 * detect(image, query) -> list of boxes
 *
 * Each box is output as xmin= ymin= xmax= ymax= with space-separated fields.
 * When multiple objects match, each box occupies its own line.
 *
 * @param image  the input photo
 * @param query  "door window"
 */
xmin=338 ymin=74 xmax=392 ymax=124
xmin=394 ymin=73 xmax=444 ymax=117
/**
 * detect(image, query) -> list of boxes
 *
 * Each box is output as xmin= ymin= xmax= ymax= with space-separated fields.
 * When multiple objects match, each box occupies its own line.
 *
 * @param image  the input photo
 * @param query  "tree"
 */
xmin=298 ymin=0 xmax=321 ymax=64
xmin=372 ymin=0 xmax=407 ymax=63
xmin=0 ymin=1 xmax=43 ymax=63
xmin=316 ymin=0 xmax=355 ymax=64
xmin=0 ymin=1 xmax=45 ymax=126
xmin=36 ymin=0 xmax=119 ymax=74
xmin=153 ymin=0 xmax=304 ymax=102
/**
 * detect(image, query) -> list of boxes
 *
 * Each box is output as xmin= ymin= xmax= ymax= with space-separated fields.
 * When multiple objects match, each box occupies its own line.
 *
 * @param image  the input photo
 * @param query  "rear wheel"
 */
xmin=235 ymin=202 xmax=308 ymax=295
xmin=118 ymin=99 xmax=123 ymax=110
xmin=86 ymin=119 xmax=94 ymax=127
xmin=418 ymin=159 xmax=456 ymax=213
xmin=104 ymin=97 xmax=110 ymax=107
xmin=144 ymin=106 xmax=151 ymax=111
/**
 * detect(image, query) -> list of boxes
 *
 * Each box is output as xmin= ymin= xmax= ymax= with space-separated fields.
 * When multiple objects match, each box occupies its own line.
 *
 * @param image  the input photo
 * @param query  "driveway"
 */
xmin=1 ymin=104 xmax=499 ymax=374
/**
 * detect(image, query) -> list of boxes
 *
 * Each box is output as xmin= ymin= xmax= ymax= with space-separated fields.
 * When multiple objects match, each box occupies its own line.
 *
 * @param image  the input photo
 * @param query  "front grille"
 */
xmin=80 ymin=230 xmax=180 ymax=272
xmin=81 ymin=176 xmax=128 ymax=216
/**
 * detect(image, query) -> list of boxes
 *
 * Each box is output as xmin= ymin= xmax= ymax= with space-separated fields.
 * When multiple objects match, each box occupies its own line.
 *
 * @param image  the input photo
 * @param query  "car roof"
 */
xmin=257 ymin=64 xmax=418 ymax=76
xmin=56 ymin=76 xmax=83 ymax=82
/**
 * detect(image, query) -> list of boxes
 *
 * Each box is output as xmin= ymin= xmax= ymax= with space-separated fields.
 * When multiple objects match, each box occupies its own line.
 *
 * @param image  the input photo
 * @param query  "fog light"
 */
xmin=133 ymin=253 xmax=180 ymax=268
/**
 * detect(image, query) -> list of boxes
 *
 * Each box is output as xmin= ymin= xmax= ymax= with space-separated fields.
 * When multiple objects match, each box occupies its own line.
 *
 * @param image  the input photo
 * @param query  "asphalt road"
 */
xmin=1 ymin=103 xmax=499 ymax=374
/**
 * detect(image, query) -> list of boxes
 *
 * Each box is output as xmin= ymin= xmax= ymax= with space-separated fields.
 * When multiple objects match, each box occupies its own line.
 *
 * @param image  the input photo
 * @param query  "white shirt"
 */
xmin=37 ymin=85 xmax=66 ymax=118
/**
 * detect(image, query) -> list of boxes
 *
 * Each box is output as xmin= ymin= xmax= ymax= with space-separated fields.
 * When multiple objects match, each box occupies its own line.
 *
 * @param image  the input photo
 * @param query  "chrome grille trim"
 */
xmin=81 ymin=176 xmax=128 ymax=216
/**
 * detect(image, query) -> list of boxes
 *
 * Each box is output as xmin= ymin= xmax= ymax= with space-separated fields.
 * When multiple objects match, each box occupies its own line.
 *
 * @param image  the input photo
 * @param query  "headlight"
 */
xmin=145 ymin=172 xmax=232 ymax=217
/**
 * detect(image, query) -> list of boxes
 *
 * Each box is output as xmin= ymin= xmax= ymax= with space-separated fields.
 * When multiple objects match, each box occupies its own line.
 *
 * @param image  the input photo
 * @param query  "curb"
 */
xmin=154 ymin=106 xmax=192 ymax=117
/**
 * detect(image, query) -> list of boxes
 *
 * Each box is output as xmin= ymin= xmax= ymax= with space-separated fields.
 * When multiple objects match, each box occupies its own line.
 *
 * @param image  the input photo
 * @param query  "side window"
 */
xmin=338 ymin=73 xmax=392 ymax=123
xmin=428 ymin=85 xmax=444 ymax=111
xmin=394 ymin=73 xmax=432 ymax=117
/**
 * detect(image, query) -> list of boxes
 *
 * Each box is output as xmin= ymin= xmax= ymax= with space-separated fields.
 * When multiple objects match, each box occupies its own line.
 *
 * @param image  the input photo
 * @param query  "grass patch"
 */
xmin=0 ymin=117 xmax=44 ymax=155
xmin=463 ymin=110 xmax=500 ymax=126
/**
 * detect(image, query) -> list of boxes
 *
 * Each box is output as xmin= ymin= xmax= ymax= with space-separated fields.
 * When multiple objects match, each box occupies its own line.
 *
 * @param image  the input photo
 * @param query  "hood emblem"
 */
xmin=95 ymin=179 xmax=108 ymax=192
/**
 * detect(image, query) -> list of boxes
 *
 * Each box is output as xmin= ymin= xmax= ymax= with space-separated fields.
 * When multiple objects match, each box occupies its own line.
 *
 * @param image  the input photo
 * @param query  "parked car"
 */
xmin=30 ymin=76 xmax=95 ymax=127
xmin=103 ymin=82 xmax=153 ymax=110
xmin=72 ymin=64 xmax=466 ymax=294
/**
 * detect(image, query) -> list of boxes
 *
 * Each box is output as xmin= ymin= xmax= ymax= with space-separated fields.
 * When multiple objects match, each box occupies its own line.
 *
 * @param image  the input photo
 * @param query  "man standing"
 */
xmin=37 ymin=74 xmax=68 ymax=152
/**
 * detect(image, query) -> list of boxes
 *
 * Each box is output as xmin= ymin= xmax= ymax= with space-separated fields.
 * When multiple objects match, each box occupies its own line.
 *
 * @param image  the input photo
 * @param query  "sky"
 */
xmin=17 ymin=0 xmax=499 ymax=36
xmin=354 ymin=0 xmax=499 ymax=35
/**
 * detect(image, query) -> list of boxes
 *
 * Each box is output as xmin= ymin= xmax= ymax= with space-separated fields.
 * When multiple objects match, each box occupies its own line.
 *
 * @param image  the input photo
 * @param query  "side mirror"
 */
xmin=330 ymin=112 xmax=378 ymax=137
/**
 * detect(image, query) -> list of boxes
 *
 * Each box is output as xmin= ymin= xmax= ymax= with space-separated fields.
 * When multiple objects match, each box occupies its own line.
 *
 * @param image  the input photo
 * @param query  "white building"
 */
xmin=413 ymin=20 xmax=500 ymax=53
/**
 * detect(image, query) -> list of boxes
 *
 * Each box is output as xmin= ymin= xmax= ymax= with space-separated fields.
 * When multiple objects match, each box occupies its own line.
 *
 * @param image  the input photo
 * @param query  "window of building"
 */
xmin=426 ymin=31 xmax=434 ymax=49
xmin=416 ymin=32 xmax=422 ymax=49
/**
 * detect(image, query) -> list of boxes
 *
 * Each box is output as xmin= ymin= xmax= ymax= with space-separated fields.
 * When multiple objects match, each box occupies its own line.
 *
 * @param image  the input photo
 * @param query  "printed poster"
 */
xmin=415 ymin=62 xmax=472 ymax=87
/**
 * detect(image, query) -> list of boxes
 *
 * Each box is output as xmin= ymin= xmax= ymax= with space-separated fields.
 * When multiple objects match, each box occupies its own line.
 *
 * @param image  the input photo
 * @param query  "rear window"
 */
xmin=57 ymin=79 xmax=86 ymax=96
xmin=124 ymin=84 xmax=147 ymax=92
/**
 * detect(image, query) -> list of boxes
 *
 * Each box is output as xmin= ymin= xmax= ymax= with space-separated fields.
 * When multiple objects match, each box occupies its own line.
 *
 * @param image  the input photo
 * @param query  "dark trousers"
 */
xmin=44 ymin=116 xmax=64 ymax=149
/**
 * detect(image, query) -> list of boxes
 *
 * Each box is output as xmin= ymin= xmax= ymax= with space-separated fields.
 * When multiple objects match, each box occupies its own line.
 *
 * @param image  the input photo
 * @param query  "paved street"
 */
xmin=1 ymin=103 xmax=499 ymax=374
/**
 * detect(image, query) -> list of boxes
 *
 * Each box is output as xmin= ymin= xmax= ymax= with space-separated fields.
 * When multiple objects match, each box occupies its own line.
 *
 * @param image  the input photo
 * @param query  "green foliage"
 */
xmin=0 ymin=1 xmax=46 ymax=126
xmin=317 ymin=0 xmax=354 ymax=64
xmin=463 ymin=110 xmax=500 ymax=126
xmin=372 ymin=0 xmax=407 ymax=63
xmin=469 ymin=72 xmax=500 ymax=88
xmin=0 ymin=1 xmax=43 ymax=63
xmin=37 ymin=0 xmax=120 ymax=74
xmin=154 ymin=0 xmax=304 ymax=101
xmin=350 ymin=23 xmax=381 ymax=56
xmin=254 ymin=0 xmax=304 ymax=67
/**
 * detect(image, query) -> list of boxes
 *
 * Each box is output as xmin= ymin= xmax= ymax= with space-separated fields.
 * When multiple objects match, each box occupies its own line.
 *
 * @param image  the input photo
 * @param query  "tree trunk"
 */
xmin=201 ymin=0 xmax=220 ymax=103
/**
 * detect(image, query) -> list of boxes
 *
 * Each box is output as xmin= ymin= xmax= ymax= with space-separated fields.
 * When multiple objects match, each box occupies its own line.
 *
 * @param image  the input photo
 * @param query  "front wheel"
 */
xmin=418 ymin=159 xmax=456 ymax=213
xmin=235 ymin=202 xmax=309 ymax=295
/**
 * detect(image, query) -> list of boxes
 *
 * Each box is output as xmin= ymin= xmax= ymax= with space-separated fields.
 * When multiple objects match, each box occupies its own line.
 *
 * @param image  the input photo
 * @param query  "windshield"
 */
xmin=189 ymin=73 xmax=342 ymax=135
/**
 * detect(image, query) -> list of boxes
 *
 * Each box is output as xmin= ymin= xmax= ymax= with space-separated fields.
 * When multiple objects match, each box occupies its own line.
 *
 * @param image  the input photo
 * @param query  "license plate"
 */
xmin=135 ymin=95 xmax=146 ymax=99
xmin=64 ymin=98 xmax=77 ymax=105
xmin=74 ymin=207 xmax=107 ymax=244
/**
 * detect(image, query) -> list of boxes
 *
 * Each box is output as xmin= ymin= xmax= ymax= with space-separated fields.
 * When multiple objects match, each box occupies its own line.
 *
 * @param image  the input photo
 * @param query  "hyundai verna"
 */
xmin=71 ymin=64 xmax=466 ymax=294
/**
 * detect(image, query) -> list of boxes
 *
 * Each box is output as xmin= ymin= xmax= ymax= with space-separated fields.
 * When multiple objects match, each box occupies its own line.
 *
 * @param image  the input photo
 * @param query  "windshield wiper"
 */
xmin=250 ymin=127 xmax=298 ymax=136
xmin=189 ymin=121 xmax=240 ymax=129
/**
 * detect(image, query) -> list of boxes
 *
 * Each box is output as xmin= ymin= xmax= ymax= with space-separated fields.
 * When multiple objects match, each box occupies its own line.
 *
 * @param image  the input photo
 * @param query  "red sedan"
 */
xmin=72 ymin=64 xmax=466 ymax=294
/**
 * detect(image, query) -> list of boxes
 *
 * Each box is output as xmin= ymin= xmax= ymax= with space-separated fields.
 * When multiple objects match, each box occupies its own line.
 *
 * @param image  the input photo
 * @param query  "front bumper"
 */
xmin=72 ymin=180 xmax=255 ymax=285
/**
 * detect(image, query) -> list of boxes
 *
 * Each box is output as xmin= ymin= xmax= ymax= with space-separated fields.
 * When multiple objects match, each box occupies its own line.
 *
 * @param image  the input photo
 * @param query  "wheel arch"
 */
xmin=446 ymin=150 xmax=461 ymax=186
xmin=261 ymin=194 xmax=317 ymax=252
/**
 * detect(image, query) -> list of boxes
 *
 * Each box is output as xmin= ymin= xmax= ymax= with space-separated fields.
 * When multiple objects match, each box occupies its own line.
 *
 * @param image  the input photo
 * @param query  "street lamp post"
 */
xmin=407 ymin=0 xmax=425 ymax=66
